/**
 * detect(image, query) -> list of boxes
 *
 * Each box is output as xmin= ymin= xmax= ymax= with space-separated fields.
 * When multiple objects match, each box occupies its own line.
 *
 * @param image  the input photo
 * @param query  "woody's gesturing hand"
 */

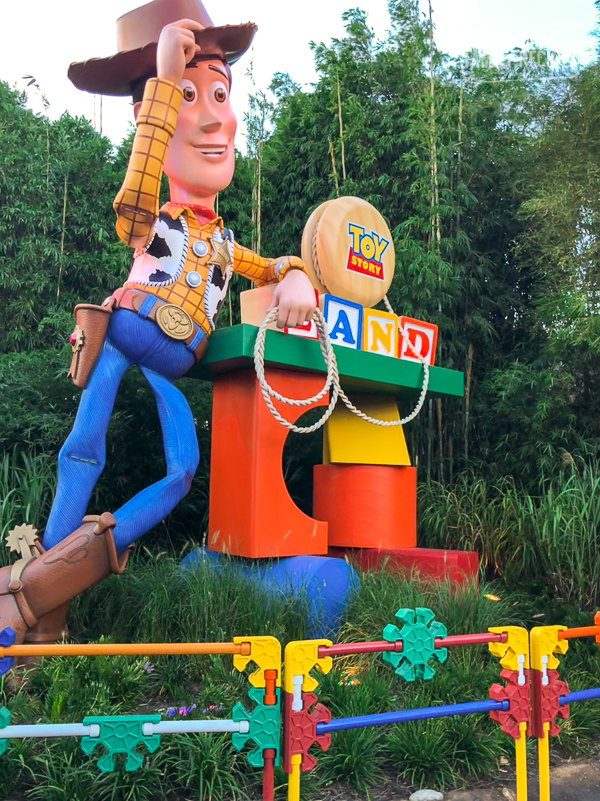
xmin=157 ymin=19 xmax=204 ymax=84
xmin=268 ymin=268 xmax=317 ymax=330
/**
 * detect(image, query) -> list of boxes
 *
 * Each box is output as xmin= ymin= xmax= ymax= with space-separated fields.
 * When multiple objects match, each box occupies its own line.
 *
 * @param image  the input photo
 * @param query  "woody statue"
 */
xmin=0 ymin=0 xmax=316 ymax=651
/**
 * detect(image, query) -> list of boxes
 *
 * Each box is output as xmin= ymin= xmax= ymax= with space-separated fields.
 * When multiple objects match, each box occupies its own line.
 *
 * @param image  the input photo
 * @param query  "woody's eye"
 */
xmin=182 ymin=86 xmax=196 ymax=103
xmin=209 ymin=81 xmax=229 ymax=107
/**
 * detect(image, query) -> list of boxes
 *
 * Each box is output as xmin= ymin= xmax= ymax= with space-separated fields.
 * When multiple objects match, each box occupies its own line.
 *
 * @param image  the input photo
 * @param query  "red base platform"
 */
xmin=328 ymin=546 xmax=479 ymax=585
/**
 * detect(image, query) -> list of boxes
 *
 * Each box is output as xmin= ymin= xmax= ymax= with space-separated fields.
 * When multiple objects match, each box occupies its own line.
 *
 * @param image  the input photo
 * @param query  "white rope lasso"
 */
xmin=253 ymin=301 xmax=430 ymax=434
xmin=254 ymin=306 xmax=340 ymax=434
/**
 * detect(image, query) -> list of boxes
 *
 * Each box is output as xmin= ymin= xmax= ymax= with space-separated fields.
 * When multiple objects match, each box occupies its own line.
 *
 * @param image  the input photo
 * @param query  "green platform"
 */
xmin=189 ymin=324 xmax=463 ymax=399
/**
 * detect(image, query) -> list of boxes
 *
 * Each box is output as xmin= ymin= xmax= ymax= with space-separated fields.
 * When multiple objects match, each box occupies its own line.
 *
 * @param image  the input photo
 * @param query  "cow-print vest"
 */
xmin=124 ymin=207 xmax=233 ymax=336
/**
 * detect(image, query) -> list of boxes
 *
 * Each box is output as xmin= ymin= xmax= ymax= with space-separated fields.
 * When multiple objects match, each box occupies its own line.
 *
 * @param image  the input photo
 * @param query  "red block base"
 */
xmin=328 ymin=546 xmax=479 ymax=585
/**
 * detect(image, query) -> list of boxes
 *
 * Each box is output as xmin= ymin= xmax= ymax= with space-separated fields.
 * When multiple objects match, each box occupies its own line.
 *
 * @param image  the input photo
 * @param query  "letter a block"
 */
xmin=363 ymin=308 xmax=398 ymax=358
xmin=321 ymin=294 xmax=362 ymax=350
xmin=399 ymin=317 xmax=438 ymax=366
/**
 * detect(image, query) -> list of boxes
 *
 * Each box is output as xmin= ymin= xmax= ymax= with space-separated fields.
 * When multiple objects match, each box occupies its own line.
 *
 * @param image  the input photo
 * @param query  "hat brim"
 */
xmin=68 ymin=23 xmax=257 ymax=96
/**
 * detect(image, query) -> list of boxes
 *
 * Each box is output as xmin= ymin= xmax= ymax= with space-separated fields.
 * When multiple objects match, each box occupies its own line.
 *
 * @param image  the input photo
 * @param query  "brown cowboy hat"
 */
xmin=68 ymin=0 xmax=257 ymax=96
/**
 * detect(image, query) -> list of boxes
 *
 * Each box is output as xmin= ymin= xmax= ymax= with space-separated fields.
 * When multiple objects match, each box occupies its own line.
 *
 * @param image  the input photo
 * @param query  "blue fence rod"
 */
xmin=316 ymin=699 xmax=509 ymax=735
xmin=560 ymin=688 xmax=600 ymax=706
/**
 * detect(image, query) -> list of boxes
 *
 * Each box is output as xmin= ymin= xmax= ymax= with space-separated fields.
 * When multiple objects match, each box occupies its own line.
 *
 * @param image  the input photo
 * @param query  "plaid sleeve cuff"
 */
xmin=136 ymin=78 xmax=183 ymax=137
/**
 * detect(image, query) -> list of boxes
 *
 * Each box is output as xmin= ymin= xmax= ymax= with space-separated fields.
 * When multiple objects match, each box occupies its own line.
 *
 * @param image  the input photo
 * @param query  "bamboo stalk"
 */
xmin=436 ymin=397 xmax=444 ymax=483
xmin=456 ymin=86 xmax=463 ymax=234
xmin=46 ymin=128 xmax=50 ymax=189
xmin=448 ymin=421 xmax=454 ymax=484
xmin=257 ymin=142 xmax=262 ymax=256
xmin=427 ymin=398 xmax=433 ymax=484
xmin=328 ymin=138 xmax=340 ymax=197
xmin=464 ymin=343 xmax=474 ymax=464
xmin=428 ymin=1 xmax=441 ymax=247
xmin=337 ymin=75 xmax=346 ymax=182
xmin=57 ymin=172 xmax=68 ymax=300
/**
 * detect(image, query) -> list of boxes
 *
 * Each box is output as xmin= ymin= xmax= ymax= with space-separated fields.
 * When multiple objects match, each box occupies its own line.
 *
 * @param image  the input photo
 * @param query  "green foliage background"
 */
xmin=1 ymin=0 xmax=600 ymax=546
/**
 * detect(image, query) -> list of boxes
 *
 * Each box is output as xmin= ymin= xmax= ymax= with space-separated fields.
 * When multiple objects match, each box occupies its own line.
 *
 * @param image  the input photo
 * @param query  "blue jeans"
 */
xmin=43 ymin=310 xmax=201 ymax=554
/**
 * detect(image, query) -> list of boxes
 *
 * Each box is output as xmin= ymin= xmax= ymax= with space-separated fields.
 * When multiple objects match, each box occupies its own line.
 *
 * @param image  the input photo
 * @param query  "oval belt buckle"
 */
xmin=155 ymin=304 xmax=194 ymax=341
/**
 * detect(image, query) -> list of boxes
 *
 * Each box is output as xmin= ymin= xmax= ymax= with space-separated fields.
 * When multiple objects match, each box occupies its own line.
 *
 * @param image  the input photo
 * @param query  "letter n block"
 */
xmin=321 ymin=294 xmax=362 ymax=349
xmin=398 ymin=317 xmax=438 ymax=366
xmin=363 ymin=308 xmax=398 ymax=357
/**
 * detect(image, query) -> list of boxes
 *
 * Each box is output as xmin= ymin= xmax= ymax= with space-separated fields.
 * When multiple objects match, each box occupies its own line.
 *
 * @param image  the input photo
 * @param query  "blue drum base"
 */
xmin=180 ymin=549 xmax=359 ymax=638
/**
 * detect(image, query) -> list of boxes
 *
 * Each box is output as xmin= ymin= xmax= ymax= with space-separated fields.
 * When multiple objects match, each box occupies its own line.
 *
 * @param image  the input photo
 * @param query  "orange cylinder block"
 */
xmin=313 ymin=464 xmax=416 ymax=549
xmin=209 ymin=367 xmax=329 ymax=558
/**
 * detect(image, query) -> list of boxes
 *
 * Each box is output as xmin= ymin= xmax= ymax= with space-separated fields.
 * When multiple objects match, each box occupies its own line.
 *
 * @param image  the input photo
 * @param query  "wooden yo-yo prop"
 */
xmin=301 ymin=197 xmax=395 ymax=307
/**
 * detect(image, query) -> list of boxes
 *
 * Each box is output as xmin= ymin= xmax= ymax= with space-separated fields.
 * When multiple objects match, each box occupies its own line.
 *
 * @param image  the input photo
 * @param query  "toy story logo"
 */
xmin=346 ymin=223 xmax=390 ymax=281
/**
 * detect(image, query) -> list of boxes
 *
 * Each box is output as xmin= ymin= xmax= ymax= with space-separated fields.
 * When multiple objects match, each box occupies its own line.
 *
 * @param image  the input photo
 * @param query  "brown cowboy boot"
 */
xmin=0 ymin=513 xmax=131 ymax=645
xmin=5 ymin=526 xmax=71 ymax=647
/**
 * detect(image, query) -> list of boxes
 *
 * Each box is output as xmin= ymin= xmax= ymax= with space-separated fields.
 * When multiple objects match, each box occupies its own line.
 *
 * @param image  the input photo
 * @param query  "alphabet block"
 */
xmin=398 ymin=317 xmax=438 ymax=366
xmin=362 ymin=308 xmax=398 ymax=358
xmin=320 ymin=294 xmax=362 ymax=350
xmin=283 ymin=320 xmax=319 ymax=339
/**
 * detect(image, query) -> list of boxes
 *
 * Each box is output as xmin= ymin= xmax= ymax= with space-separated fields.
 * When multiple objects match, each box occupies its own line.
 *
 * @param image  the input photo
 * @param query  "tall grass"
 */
xmin=0 ymin=448 xmax=56 ymax=565
xmin=419 ymin=462 xmax=600 ymax=608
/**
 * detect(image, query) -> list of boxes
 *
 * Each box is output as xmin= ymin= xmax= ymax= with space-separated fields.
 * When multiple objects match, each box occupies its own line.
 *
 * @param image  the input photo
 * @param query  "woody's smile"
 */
xmin=194 ymin=144 xmax=228 ymax=158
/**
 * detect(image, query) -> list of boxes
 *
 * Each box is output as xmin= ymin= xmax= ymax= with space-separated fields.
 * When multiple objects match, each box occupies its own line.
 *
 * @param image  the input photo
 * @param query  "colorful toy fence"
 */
xmin=0 ymin=612 xmax=598 ymax=801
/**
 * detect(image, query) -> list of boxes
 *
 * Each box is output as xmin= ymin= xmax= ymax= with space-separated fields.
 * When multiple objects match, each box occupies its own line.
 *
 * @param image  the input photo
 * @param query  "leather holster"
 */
xmin=68 ymin=301 xmax=115 ymax=389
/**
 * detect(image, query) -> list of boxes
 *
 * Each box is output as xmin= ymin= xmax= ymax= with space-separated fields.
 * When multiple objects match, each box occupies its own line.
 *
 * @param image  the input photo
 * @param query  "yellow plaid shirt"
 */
xmin=113 ymin=78 xmax=306 ymax=337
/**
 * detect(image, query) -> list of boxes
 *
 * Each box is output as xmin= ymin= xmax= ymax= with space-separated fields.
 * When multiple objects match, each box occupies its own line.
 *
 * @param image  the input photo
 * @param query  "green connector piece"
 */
xmin=231 ymin=687 xmax=280 ymax=768
xmin=0 ymin=707 xmax=10 ymax=756
xmin=383 ymin=607 xmax=448 ymax=681
xmin=81 ymin=715 xmax=161 ymax=772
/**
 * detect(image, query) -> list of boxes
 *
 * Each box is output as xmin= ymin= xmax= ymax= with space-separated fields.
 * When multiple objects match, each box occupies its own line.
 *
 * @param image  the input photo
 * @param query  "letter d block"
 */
xmin=363 ymin=308 xmax=398 ymax=357
xmin=321 ymin=294 xmax=362 ymax=349
xmin=399 ymin=317 xmax=438 ymax=366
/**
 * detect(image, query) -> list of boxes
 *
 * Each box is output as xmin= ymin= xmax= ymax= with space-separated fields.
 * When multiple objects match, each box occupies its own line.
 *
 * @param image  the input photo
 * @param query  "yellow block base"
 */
xmin=324 ymin=396 xmax=410 ymax=465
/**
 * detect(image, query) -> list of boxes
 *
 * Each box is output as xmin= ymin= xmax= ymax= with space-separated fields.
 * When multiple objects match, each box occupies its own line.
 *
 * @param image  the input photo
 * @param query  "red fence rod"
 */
xmin=262 ymin=749 xmax=276 ymax=801
xmin=319 ymin=641 xmax=397 ymax=657
xmin=437 ymin=632 xmax=507 ymax=647
xmin=319 ymin=632 xmax=506 ymax=658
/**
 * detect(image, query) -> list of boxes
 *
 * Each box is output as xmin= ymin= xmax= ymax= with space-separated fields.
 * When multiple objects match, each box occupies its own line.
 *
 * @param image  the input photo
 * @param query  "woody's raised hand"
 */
xmin=157 ymin=19 xmax=204 ymax=85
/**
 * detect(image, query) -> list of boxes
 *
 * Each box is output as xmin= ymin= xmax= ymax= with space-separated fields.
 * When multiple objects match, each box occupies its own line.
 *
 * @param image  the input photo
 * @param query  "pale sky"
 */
xmin=0 ymin=0 xmax=597 ymax=148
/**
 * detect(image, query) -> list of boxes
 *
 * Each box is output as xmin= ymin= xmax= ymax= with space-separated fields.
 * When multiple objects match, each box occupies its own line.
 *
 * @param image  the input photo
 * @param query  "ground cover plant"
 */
xmin=0 ymin=557 xmax=598 ymax=801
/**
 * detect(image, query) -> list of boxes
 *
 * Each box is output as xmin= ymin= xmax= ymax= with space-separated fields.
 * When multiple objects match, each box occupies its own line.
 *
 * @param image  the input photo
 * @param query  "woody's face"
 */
xmin=164 ymin=59 xmax=236 ymax=205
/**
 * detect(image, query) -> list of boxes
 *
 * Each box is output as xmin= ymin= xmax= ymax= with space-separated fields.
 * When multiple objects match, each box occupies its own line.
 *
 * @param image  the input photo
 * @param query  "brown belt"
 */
xmin=111 ymin=287 xmax=208 ymax=362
